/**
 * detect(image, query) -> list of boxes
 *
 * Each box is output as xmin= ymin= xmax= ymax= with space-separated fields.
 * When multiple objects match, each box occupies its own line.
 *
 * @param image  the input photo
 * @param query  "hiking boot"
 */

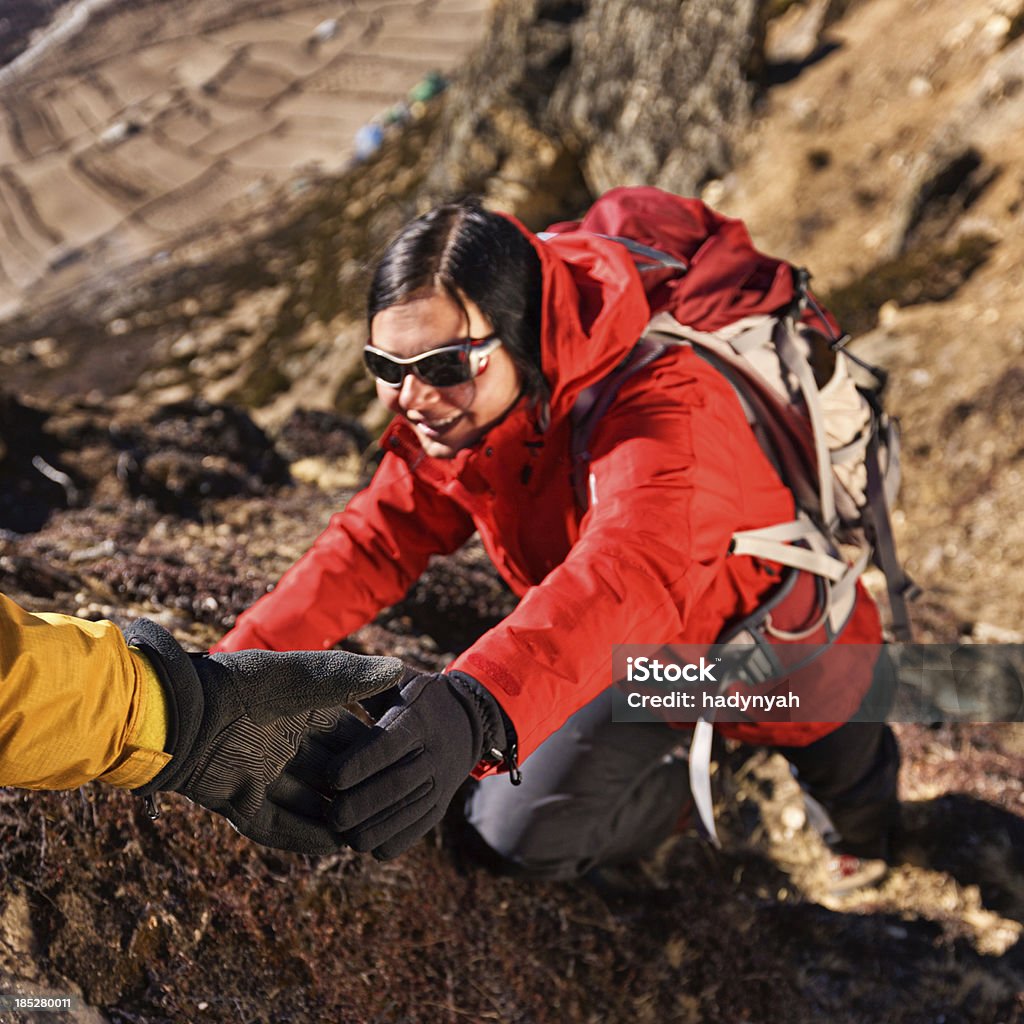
xmin=826 ymin=853 xmax=888 ymax=895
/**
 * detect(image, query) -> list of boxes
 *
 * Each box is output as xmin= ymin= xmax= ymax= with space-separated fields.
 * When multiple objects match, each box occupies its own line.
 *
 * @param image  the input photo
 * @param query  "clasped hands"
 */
xmin=129 ymin=619 xmax=508 ymax=857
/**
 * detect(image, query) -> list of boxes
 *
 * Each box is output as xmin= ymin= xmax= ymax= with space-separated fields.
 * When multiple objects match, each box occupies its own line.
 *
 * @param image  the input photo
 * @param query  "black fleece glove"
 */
xmin=326 ymin=670 xmax=515 ymax=860
xmin=124 ymin=619 xmax=404 ymax=855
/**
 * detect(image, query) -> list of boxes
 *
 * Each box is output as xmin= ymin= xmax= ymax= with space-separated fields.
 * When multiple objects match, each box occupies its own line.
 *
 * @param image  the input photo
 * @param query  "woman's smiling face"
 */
xmin=369 ymin=291 xmax=523 ymax=459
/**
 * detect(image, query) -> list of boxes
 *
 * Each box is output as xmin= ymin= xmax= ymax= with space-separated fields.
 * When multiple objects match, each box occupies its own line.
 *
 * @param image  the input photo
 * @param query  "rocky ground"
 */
xmin=0 ymin=395 xmax=1022 ymax=1024
xmin=1 ymin=0 xmax=1024 ymax=1021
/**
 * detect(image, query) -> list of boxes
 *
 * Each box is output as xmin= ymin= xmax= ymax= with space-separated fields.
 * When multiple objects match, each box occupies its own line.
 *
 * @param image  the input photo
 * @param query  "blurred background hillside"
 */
xmin=0 ymin=1 xmax=1022 ymax=1021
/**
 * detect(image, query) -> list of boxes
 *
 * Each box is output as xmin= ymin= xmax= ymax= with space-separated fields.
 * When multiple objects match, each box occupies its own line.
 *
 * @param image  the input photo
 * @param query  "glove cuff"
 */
xmin=449 ymin=671 xmax=521 ymax=783
xmin=122 ymin=619 xmax=205 ymax=795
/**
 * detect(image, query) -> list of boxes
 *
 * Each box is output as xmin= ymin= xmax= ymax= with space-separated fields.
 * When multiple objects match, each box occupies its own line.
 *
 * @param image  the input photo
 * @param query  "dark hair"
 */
xmin=367 ymin=200 xmax=547 ymax=401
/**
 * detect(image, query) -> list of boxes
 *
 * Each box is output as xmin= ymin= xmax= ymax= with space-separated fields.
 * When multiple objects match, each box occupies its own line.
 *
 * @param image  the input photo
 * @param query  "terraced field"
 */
xmin=0 ymin=0 xmax=489 ymax=319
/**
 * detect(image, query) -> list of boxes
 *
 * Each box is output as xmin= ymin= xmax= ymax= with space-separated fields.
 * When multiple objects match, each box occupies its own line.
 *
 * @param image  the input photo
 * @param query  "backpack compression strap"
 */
xmin=865 ymin=425 xmax=919 ymax=643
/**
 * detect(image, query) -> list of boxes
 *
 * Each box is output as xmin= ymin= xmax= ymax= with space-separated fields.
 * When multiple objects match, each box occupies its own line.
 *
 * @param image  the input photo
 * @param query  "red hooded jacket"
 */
xmin=216 ymin=188 xmax=882 ymax=759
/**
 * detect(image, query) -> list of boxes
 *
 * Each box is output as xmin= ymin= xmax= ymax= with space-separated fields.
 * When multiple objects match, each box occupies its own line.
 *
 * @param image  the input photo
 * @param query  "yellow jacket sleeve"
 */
xmin=0 ymin=592 xmax=172 ymax=790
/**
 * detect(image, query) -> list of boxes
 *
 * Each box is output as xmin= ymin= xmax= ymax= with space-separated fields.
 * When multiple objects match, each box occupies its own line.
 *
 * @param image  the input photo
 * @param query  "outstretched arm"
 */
xmin=215 ymin=451 xmax=475 ymax=653
xmin=0 ymin=592 xmax=405 ymax=854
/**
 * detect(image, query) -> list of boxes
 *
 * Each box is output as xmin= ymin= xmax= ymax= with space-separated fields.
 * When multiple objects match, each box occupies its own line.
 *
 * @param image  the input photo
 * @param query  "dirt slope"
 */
xmin=0 ymin=0 xmax=488 ymax=320
xmin=0 ymin=399 xmax=1020 ymax=1024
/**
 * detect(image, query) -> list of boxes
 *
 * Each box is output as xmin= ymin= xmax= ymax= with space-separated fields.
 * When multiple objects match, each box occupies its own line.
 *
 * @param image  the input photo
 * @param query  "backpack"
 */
xmin=543 ymin=187 xmax=918 ymax=846
xmin=544 ymin=186 xmax=917 ymax=647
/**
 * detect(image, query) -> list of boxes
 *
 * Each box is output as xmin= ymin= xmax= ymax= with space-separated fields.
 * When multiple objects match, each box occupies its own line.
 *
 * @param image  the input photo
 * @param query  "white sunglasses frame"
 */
xmin=364 ymin=334 xmax=502 ymax=388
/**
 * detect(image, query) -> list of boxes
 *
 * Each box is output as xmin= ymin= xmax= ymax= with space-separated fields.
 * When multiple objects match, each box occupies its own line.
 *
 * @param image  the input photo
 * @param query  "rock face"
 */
xmin=422 ymin=0 xmax=594 ymax=223
xmin=427 ymin=0 xmax=763 ymax=219
xmin=552 ymin=0 xmax=761 ymax=196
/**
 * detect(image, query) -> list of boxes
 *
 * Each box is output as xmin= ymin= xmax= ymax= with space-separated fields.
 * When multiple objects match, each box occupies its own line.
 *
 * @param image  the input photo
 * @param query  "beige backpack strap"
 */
xmin=730 ymin=519 xmax=849 ymax=582
xmin=773 ymin=320 xmax=838 ymax=532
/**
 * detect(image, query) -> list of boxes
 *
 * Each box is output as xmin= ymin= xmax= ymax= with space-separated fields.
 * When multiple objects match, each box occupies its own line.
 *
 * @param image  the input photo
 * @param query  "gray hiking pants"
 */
xmin=466 ymin=686 xmax=693 ymax=880
xmin=466 ymin=683 xmax=900 ymax=881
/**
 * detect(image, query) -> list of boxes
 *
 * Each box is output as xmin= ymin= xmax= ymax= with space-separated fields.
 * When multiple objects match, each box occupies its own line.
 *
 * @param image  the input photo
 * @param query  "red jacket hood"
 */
xmin=378 ymin=213 xmax=652 ymax=466
xmin=510 ymin=212 xmax=652 ymax=423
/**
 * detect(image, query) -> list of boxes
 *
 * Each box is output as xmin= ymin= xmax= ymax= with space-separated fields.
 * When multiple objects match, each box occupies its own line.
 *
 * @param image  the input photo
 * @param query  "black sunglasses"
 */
xmin=363 ymin=334 xmax=502 ymax=388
